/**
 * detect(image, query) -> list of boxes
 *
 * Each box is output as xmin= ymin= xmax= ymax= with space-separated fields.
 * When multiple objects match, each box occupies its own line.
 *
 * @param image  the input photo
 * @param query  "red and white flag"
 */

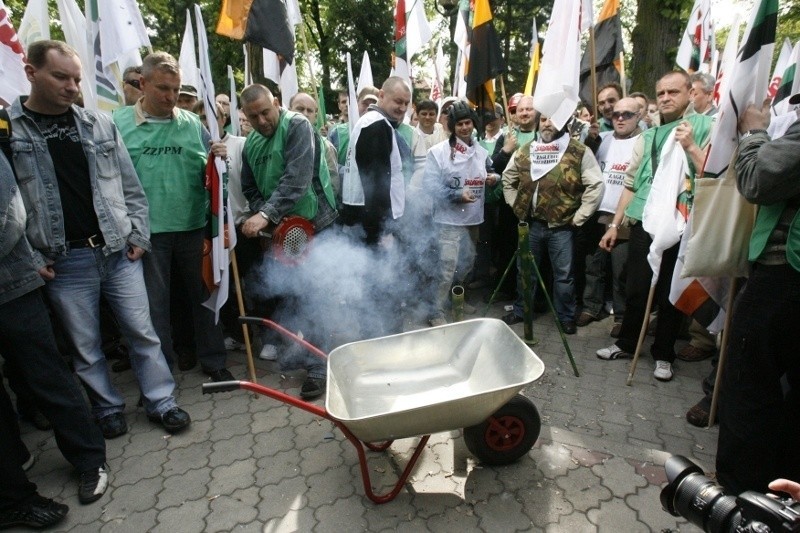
xmin=0 ymin=1 xmax=30 ymax=105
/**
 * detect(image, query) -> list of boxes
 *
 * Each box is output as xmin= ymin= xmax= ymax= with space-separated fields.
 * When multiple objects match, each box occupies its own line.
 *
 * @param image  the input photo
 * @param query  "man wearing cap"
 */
xmin=176 ymin=85 xmax=198 ymax=111
xmin=424 ymin=103 xmax=496 ymax=326
xmin=114 ymin=51 xmax=233 ymax=383
xmin=595 ymin=71 xmax=712 ymax=382
xmin=502 ymin=111 xmax=603 ymax=333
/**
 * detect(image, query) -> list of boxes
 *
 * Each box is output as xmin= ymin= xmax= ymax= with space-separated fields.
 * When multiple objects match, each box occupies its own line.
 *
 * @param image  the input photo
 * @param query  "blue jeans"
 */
xmin=513 ymin=221 xmax=576 ymax=323
xmin=143 ymin=229 xmax=227 ymax=371
xmin=45 ymin=248 xmax=178 ymax=418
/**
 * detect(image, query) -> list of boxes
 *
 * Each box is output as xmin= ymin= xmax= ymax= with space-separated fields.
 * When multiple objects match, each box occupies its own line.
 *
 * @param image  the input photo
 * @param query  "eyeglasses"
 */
xmin=611 ymin=111 xmax=637 ymax=121
xmin=124 ymin=79 xmax=141 ymax=90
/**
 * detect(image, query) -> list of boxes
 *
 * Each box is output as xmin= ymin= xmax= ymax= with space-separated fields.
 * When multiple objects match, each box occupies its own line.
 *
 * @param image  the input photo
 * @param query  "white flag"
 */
xmin=0 ymin=1 xmax=29 ymax=104
xmin=17 ymin=0 xmax=49 ymax=50
xmin=768 ymin=38 xmax=792 ymax=101
xmin=357 ymin=51 xmax=374 ymax=95
xmin=533 ymin=0 xmax=581 ymax=130
xmin=228 ymin=65 xmax=241 ymax=137
xmin=676 ymin=0 xmax=713 ymax=73
xmin=405 ymin=0 xmax=432 ymax=60
xmin=55 ymin=0 xmax=95 ymax=110
xmin=179 ymin=10 xmax=199 ymax=92
xmin=97 ymin=0 xmax=150 ymax=67
xmin=86 ymin=0 xmax=123 ymax=113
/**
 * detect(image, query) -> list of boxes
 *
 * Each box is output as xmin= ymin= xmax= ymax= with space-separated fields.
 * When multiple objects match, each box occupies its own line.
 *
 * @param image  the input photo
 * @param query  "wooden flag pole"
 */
xmin=707 ymin=277 xmax=738 ymax=428
xmin=626 ymin=282 xmax=657 ymax=386
xmin=589 ymin=26 xmax=598 ymax=119
xmin=619 ymin=51 xmax=627 ymax=97
xmin=230 ymin=249 xmax=258 ymax=384
xmin=297 ymin=22 xmax=321 ymax=111
xmin=499 ymin=75 xmax=509 ymax=117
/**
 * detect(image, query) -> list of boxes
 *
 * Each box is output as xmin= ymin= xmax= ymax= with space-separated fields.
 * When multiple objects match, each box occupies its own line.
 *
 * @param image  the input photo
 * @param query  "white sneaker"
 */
xmin=654 ymin=360 xmax=674 ymax=381
xmin=258 ymin=344 xmax=278 ymax=361
xmin=595 ymin=344 xmax=629 ymax=360
xmin=224 ymin=337 xmax=244 ymax=351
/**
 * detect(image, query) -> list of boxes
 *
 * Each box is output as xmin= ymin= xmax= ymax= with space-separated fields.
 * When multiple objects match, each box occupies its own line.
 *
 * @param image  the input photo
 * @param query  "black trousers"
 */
xmin=717 ymin=263 xmax=800 ymax=494
xmin=0 ymin=289 xmax=105 ymax=506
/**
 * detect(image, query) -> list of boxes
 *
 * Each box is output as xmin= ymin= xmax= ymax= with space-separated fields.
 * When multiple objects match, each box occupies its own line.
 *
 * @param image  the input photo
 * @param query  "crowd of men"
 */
xmin=0 ymin=39 xmax=798 ymax=529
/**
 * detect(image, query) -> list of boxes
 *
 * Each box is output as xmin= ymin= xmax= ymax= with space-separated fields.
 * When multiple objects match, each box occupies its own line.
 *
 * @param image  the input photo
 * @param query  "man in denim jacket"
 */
xmin=0 ymin=148 xmax=110 ymax=514
xmin=9 ymin=40 xmax=190 ymax=438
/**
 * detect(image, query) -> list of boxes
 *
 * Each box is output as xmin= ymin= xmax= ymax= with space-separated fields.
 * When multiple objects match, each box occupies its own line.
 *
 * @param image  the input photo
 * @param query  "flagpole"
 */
xmin=707 ymin=277 xmax=738 ymax=427
xmin=626 ymin=282 xmax=657 ymax=386
xmin=296 ymin=18 xmax=321 ymax=111
xmin=499 ymin=75 xmax=509 ymax=119
xmin=619 ymin=51 xmax=627 ymax=97
xmin=589 ymin=26 xmax=598 ymax=119
xmin=230 ymin=250 xmax=258 ymax=385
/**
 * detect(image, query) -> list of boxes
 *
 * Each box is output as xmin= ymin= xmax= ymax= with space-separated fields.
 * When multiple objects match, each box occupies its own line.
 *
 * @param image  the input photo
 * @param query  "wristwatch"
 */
xmin=258 ymin=211 xmax=269 ymax=221
xmin=607 ymin=223 xmax=619 ymax=230
xmin=740 ymin=129 xmax=768 ymax=139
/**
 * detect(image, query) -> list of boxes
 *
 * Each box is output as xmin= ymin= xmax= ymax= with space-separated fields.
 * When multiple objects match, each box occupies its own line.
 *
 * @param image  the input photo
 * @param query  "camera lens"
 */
xmin=673 ymin=473 xmax=739 ymax=532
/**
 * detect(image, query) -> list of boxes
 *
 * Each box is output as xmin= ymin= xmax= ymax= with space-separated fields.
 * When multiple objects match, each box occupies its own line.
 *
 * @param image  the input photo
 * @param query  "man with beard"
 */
xmin=595 ymin=71 xmax=713 ymax=382
xmin=501 ymin=112 xmax=604 ymax=333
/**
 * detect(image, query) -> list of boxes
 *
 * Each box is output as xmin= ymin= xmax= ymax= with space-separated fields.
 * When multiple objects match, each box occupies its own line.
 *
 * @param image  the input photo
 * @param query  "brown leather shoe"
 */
xmin=677 ymin=344 xmax=713 ymax=362
xmin=686 ymin=403 xmax=716 ymax=427
xmin=575 ymin=312 xmax=597 ymax=327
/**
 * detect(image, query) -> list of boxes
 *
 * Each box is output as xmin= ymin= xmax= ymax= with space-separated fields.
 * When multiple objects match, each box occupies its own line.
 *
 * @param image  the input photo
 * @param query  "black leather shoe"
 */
xmin=203 ymin=368 xmax=235 ymax=382
xmin=148 ymin=407 xmax=191 ymax=434
xmin=300 ymin=377 xmax=325 ymax=400
xmin=97 ymin=412 xmax=127 ymax=439
xmin=560 ymin=321 xmax=577 ymax=335
xmin=177 ymin=350 xmax=197 ymax=371
xmin=501 ymin=312 xmax=523 ymax=325
xmin=0 ymin=495 xmax=68 ymax=529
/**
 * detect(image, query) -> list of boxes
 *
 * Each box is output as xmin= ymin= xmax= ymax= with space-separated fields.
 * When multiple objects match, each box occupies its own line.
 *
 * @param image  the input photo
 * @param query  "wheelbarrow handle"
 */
xmin=237 ymin=316 xmax=328 ymax=359
xmin=202 ymin=381 xmax=243 ymax=394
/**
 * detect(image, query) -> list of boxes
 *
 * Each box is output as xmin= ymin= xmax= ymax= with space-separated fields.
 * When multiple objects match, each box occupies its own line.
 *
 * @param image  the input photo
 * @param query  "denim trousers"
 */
xmin=717 ymin=263 xmax=800 ymax=494
xmin=433 ymin=224 xmax=478 ymax=319
xmin=142 ymin=229 xmax=227 ymax=372
xmin=513 ymin=221 xmax=577 ymax=323
xmin=0 ymin=288 xmax=106 ymax=504
xmin=45 ymin=248 xmax=178 ymax=418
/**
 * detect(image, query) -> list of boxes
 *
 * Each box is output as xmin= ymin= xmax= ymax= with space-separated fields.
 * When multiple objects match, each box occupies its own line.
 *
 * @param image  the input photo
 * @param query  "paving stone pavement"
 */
xmin=15 ymin=295 xmax=718 ymax=532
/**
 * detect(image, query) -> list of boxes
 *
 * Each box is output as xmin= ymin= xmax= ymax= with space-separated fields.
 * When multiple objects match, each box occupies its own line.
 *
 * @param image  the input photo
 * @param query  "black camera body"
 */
xmin=660 ymin=455 xmax=800 ymax=532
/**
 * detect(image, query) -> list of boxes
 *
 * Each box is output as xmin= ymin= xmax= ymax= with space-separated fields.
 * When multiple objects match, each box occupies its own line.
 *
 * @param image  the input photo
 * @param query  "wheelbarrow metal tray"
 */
xmin=326 ymin=318 xmax=545 ymax=443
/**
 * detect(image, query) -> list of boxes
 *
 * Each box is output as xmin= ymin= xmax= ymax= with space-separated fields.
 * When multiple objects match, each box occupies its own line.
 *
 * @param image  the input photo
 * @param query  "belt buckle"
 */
xmin=87 ymin=234 xmax=102 ymax=248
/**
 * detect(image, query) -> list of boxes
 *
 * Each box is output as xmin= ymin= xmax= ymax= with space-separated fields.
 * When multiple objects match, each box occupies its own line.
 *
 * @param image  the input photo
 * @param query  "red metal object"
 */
xmin=207 ymin=317 xmax=432 ymax=504
xmin=270 ymin=215 xmax=314 ymax=265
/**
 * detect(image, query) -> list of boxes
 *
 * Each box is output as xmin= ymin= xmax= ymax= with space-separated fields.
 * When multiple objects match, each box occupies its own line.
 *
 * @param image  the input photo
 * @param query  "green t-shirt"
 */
xmin=113 ymin=107 xmax=208 ymax=233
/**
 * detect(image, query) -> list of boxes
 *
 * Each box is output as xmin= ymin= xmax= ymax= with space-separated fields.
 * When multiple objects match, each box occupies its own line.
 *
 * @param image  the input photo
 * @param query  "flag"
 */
xmin=179 ymin=9 xmax=200 ymax=93
xmin=580 ymin=0 xmax=594 ymax=32
xmin=55 ymin=0 xmax=95 ymax=109
xmin=346 ymin=52 xmax=359 ymax=133
xmin=704 ymin=0 xmax=777 ymax=178
xmin=712 ymin=14 xmax=740 ymax=107
xmin=17 ymin=0 xmax=49 ymax=50
xmin=676 ymin=0 xmax=713 ymax=73
xmin=466 ymin=0 xmax=506 ymax=113
xmin=430 ymin=41 xmax=447 ymax=104
xmin=357 ymin=51 xmax=373 ymax=95
xmin=86 ymin=0 xmax=124 ymax=113
xmin=261 ymin=0 xmax=301 ymax=106
xmin=217 ymin=0 xmax=295 ymax=65
xmin=772 ymin=41 xmax=800 ymax=116
xmin=669 ymin=217 xmax=728 ymax=334
xmin=196 ymin=5 xmax=234 ymax=320
xmin=316 ymin=85 xmax=326 ymax=131
xmin=452 ymin=0 xmax=470 ymax=98
xmin=523 ymin=17 xmax=540 ymax=96
xmin=392 ymin=0 xmax=410 ymax=81
xmin=533 ymin=0 xmax=582 ymax=130
xmin=97 ymin=0 xmax=150 ymax=67
xmin=578 ymin=0 xmax=623 ymax=107
xmin=0 ymin=1 xmax=29 ymax=105
xmin=768 ymin=38 xmax=792 ymax=100
xmin=641 ymin=130 xmax=689 ymax=284
xmin=228 ymin=65 xmax=241 ymax=136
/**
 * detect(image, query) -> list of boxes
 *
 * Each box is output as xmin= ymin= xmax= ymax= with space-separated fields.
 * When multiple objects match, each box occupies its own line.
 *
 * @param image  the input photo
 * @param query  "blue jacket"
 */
xmin=9 ymin=98 xmax=150 ymax=270
xmin=0 ymin=151 xmax=43 ymax=306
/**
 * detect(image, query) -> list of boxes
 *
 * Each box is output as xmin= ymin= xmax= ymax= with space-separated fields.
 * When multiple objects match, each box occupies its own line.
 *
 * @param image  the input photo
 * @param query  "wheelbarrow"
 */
xmin=203 ymin=317 xmax=545 ymax=504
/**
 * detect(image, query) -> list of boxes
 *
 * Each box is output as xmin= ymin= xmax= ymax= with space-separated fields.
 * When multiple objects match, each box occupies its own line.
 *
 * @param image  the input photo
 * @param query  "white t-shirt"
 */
xmin=596 ymin=134 xmax=639 ymax=215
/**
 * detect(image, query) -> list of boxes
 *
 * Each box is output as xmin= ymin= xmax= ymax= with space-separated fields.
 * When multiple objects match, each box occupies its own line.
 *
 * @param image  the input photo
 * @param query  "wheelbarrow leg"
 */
xmin=335 ymin=421 xmax=430 ymax=504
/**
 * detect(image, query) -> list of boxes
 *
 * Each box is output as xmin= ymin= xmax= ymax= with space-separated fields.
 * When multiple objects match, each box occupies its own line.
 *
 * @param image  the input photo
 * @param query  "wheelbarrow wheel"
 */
xmin=464 ymin=395 xmax=540 ymax=466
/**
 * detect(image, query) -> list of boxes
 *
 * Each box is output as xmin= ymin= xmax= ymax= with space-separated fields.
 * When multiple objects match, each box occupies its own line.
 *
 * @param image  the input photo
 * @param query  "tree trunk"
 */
xmin=630 ymin=0 xmax=688 ymax=95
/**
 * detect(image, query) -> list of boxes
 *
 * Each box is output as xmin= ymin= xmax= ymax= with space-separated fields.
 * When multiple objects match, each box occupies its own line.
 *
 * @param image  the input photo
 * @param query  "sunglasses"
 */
xmin=124 ymin=79 xmax=141 ymax=90
xmin=611 ymin=110 xmax=637 ymax=121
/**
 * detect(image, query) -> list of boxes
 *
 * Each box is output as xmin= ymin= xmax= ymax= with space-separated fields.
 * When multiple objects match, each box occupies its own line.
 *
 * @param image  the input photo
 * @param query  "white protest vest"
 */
xmin=596 ymin=134 xmax=639 ymax=215
xmin=526 ymin=133 xmax=571 ymax=209
xmin=342 ymin=110 xmax=405 ymax=219
xmin=427 ymin=138 xmax=488 ymax=226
